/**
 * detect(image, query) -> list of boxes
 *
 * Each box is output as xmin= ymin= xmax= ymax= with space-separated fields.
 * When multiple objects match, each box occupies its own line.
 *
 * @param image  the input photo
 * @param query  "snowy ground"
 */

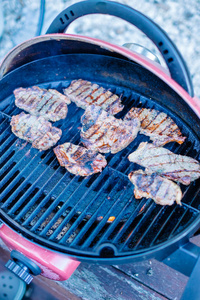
xmin=0 ymin=0 xmax=200 ymax=97
xmin=0 ymin=0 xmax=199 ymax=97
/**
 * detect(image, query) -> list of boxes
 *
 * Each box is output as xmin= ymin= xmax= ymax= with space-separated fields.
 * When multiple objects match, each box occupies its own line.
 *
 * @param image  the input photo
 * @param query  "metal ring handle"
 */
xmin=46 ymin=0 xmax=194 ymax=97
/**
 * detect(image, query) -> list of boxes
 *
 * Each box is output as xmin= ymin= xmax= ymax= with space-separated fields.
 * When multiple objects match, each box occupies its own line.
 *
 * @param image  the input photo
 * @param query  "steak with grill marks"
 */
xmin=14 ymin=86 xmax=70 ymax=122
xmin=63 ymin=79 xmax=124 ymax=115
xmin=128 ymin=170 xmax=182 ymax=205
xmin=124 ymin=107 xmax=186 ymax=146
xmin=128 ymin=142 xmax=200 ymax=185
xmin=10 ymin=112 xmax=62 ymax=150
xmin=54 ymin=142 xmax=107 ymax=176
xmin=80 ymin=105 xmax=140 ymax=154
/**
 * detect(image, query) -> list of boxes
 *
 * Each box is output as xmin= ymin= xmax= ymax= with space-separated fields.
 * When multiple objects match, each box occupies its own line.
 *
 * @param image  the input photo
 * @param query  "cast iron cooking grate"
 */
xmin=0 ymin=80 xmax=200 ymax=257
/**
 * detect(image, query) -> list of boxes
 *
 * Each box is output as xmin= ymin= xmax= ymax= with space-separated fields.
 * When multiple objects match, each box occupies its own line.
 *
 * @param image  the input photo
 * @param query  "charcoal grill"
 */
xmin=0 ymin=1 xmax=200 ymax=299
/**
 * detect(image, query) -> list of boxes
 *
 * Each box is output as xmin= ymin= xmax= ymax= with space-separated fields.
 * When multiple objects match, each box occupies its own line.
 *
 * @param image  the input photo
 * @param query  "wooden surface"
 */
xmin=1 ymin=235 xmax=200 ymax=300
xmin=59 ymin=260 xmax=187 ymax=300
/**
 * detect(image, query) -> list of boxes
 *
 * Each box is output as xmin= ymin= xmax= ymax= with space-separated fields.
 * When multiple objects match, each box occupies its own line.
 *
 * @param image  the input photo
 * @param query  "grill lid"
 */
xmin=0 ymin=54 xmax=200 ymax=262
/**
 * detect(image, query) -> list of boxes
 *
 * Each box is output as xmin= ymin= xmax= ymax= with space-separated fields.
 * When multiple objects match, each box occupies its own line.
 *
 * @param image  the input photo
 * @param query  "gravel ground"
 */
xmin=0 ymin=0 xmax=200 ymax=97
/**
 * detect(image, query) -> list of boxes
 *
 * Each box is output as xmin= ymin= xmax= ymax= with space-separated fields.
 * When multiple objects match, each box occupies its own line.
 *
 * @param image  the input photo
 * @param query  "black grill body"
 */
xmin=0 ymin=53 xmax=200 ymax=264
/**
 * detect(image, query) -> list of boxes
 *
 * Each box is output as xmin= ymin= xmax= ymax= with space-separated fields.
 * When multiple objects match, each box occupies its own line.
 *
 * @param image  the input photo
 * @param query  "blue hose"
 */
xmin=35 ymin=0 xmax=45 ymax=36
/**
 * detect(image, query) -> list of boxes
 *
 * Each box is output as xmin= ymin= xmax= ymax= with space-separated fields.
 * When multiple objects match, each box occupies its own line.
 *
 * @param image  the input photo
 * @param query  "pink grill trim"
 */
xmin=0 ymin=224 xmax=80 ymax=281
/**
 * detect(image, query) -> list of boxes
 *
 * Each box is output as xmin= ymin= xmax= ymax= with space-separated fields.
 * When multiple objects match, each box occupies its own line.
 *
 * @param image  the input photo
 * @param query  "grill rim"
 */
xmin=1 ymin=210 xmax=200 ymax=264
xmin=0 ymin=53 xmax=200 ymax=263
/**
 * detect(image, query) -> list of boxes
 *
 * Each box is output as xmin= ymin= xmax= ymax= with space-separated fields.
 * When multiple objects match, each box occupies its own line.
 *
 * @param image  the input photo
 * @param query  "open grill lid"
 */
xmin=0 ymin=53 xmax=200 ymax=263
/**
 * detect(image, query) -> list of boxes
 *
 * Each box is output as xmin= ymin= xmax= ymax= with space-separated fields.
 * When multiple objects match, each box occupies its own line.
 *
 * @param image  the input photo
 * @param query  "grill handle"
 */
xmin=5 ymin=250 xmax=41 ymax=284
xmin=46 ymin=0 xmax=194 ymax=97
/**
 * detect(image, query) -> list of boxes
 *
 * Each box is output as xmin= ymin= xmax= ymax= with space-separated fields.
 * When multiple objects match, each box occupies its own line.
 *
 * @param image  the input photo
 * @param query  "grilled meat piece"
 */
xmin=11 ymin=112 xmax=62 ymax=150
xmin=128 ymin=170 xmax=182 ymax=205
xmin=14 ymin=86 xmax=70 ymax=122
xmin=124 ymin=107 xmax=186 ymax=146
xmin=81 ymin=105 xmax=140 ymax=154
xmin=54 ymin=142 xmax=107 ymax=176
xmin=63 ymin=79 xmax=124 ymax=115
xmin=128 ymin=142 xmax=200 ymax=185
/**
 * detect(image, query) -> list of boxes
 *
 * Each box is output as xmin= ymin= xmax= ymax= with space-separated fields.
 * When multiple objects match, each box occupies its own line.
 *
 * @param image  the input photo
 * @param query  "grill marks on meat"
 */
xmin=63 ymin=79 xmax=124 ymax=115
xmin=128 ymin=142 xmax=200 ymax=185
xmin=54 ymin=142 xmax=107 ymax=176
xmin=124 ymin=108 xmax=186 ymax=146
xmin=10 ymin=112 xmax=62 ymax=150
xmin=128 ymin=170 xmax=182 ymax=205
xmin=14 ymin=86 xmax=70 ymax=122
xmin=80 ymin=105 xmax=140 ymax=153
xmin=12 ymin=84 xmax=198 ymax=203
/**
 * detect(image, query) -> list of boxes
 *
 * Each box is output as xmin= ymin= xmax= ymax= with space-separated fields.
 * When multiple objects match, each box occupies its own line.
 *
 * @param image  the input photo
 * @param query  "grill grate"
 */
xmin=0 ymin=80 xmax=200 ymax=258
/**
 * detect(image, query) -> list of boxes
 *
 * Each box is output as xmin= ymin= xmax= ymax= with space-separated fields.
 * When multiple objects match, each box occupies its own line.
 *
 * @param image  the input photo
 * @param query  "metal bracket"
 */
xmin=162 ymin=241 xmax=200 ymax=277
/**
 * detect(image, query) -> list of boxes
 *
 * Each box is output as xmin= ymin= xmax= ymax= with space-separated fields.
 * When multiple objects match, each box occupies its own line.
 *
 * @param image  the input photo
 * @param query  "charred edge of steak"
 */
xmin=14 ymin=86 xmax=69 ymax=122
xmin=53 ymin=142 xmax=107 ymax=176
xmin=63 ymin=79 xmax=124 ymax=115
xmin=124 ymin=108 xmax=186 ymax=146
xmin=128 ymin=170 xmax=182 ymax=206
xmin=10 ymin=112 xmax=62 ymax=150
xmin=80 ymin=105 xmax=140 ymax=154
xmin=128 ymin=142 xmax=200 ymax=185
